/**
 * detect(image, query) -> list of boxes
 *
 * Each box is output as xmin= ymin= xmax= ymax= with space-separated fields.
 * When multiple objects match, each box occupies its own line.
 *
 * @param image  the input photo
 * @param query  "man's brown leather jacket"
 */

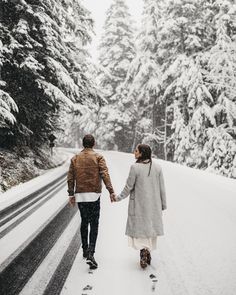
xmin=67 ymin=148 xmax=114 ymax=196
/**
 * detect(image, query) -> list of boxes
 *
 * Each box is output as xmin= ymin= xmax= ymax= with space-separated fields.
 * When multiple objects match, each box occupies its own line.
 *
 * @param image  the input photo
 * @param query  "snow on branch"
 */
xmin=36 ymin=79 xmax=74 ymax=109
xmin=0 ymin=89 xmax=18 ymax=126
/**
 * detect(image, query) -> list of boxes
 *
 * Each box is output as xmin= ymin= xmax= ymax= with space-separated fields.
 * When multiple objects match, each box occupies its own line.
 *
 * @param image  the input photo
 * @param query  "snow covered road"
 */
xmin=61 ymin=151 xmax=236 ymax=295
xmin=1 ymin=150 xmax=236 ymax=295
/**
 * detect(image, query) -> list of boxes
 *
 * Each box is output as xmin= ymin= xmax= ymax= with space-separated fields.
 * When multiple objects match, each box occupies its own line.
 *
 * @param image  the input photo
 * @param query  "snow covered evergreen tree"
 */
xmin=97 ymin=0 xmax=135 ymax=150
xmin=155 ymin=0 xmax=213 ymax=160
xmin=121 ymin=0 xmax=165 ymax=155
xmin=98 ymin=0 xmax=135 ymax=101
xmin=0 ymin=82 xmax=18 ymax=129
xmin=163 ymin=0 xmax=236 ymax=176
xmin=203 ymin=0 xmax=236 ymax=177
xmin=160 ymin=0 xmax=218 ymax=162
xmin=0 ymin=0 xmax=96 ymax=149
xmin=0 ymin=14 xmax=19 ymax=136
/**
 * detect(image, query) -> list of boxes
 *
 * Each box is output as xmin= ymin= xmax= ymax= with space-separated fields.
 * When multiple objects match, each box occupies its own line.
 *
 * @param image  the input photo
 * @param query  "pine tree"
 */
xmin=97 ymin=0 xmax=135 ymax=150
xmin=203 ymin=0 xmax=236 ymax=177
xmin=0 ymin=83 xmax=18 ymax=128
xmin=159 ymin=0 xmax=213 ymax=62
xmin=98 ymin=0 xmax=135 ymax=101
xmin=208 ymin=1 xmax=236 ymax=128
xmin=187 ymin=56 xmax=216 ymax=167
xmin=0 ymin=0 xmax=95 ymax=148
xmin=0 ymin=13 xmax=19 ymax=132
xmin=169 ymin=100 xmax=191 ymax=164
xmin=160 ymin=0 xmax=218 ymax=162
xmin=164 ymin=0 xmax=236 ymax=176
xmin=121 ymin=0 xmax=165 ymax=155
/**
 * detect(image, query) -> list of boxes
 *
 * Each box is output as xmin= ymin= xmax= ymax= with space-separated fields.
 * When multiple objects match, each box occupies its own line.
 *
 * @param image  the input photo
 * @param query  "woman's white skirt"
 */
xmin=128 ymin=236 xmax=157 ymax=251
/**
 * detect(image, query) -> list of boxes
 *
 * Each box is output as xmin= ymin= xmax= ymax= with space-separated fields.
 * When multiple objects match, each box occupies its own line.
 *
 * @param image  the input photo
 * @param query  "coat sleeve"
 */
xmin=117 ymin=165 xmax=136 ymax=201
xmin=67 ymin=159 xmax=75 ymax=196
xmin=159 ymin=168 xmax=167 ymax=210
xmin=98 ymin=155 xmax=114 ymax=194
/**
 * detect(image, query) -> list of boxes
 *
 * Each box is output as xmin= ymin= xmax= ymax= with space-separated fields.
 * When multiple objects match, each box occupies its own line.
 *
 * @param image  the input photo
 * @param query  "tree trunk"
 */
xmin=163 ymin=100 xmax=167 ymax=161
xmin=152 ymin=94 xmax=158 ymax=133
xmin=131 ymin=126 xmax=138 ymax=152
xmin=180 ymin=25 xmax=186 ymax=53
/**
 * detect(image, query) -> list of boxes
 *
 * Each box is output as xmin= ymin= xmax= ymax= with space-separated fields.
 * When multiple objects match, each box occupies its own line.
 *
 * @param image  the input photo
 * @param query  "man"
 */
xmin=67 ymin=134 xmax=115 ymax=270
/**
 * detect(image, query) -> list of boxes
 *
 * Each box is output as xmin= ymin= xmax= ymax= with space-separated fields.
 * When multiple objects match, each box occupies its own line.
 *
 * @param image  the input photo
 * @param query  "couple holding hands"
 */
xmin=67 ymin=134 xmax=167 ymax=270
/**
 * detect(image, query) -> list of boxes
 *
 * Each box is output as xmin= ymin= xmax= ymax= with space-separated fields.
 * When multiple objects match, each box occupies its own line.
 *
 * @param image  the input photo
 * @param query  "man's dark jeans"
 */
xmin=77 ymin=198 xmax=100 ymax=255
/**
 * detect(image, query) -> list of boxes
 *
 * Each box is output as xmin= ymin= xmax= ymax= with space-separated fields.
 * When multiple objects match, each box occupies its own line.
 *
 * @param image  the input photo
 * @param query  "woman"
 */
xmin=115 ymin=144 xmax=167 ymax=269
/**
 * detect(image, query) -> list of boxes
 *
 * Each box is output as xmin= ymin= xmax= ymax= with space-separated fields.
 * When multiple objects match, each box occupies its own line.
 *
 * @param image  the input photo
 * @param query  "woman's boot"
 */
xmin=140 ymin=249 xmax=148 ymax=269
xmin=147 ymin=250 xmax=151 ymax=265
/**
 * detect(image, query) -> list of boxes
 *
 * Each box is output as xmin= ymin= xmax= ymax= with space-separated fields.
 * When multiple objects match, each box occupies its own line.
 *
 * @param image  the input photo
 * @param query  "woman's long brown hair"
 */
xmin=136 ymin=144 xmax=152 ymax=176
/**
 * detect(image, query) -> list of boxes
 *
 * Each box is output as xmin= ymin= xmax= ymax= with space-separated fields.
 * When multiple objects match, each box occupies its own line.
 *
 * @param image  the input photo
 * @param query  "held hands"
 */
xmin=110 ymin=193 xmax=118 ymax=203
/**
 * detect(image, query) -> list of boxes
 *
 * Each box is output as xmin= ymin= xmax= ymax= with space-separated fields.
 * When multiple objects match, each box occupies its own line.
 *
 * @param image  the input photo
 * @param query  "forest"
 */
xmin=0 ymin=0 xmax=236 ymax=183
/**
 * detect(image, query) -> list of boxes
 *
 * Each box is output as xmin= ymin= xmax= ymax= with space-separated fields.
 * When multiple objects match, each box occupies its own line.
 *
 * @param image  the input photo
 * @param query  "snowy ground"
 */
xmin=0 ymin=148 xmax=68 ymax=209
xmin=1 ymin=149 xmax=236 ymax=295
xmin=0 ymin=147 xmax=68 ymax=194
xmin=60 ymin=150 xmax=236 ymax=295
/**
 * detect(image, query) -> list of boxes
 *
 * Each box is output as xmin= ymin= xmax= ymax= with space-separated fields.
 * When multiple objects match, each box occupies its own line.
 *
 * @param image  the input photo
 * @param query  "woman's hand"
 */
xmin=110 ymin=193 xmax=117 ymax=202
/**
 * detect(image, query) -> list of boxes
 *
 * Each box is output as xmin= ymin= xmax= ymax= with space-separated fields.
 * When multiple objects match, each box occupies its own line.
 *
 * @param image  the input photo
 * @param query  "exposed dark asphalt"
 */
xmin=0 ymin=203 xmax=78 ymax=295
xmin=0 ymin=172 xmax=67 ymax=222
xmin=0 ymin=180 xmax=66 ymax=239
xmin=43 ymin=226 xmax=81 ymax=295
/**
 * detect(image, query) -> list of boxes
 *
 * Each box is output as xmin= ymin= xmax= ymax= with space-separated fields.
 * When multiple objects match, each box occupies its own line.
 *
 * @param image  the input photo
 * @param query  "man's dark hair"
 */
xmin=83 ymin=134 xmax=95 ymax=148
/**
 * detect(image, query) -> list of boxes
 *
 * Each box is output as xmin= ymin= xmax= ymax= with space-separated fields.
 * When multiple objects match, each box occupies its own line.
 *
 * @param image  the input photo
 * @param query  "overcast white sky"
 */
xmin=82 ymin=0 xmax=143 ymax=62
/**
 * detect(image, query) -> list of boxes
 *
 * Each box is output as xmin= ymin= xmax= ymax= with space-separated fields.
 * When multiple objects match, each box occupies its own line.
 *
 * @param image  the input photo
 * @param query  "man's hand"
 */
xmin=69 ymin=196 xmax=76 ymax=207
xmin=110 ymin=193 xmax=117 ymax=202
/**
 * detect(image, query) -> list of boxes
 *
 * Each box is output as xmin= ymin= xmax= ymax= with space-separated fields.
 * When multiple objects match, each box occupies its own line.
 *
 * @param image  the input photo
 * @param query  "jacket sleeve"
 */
xmin=159 ymin=168 xmax=167 ymax=210
xmin=67 ymin=159 xmax=75 ymax=196
xmin=98 ymin=155 xmax=114 ymax=194
xmin=117 ymin=165 xmax=136 ymax=201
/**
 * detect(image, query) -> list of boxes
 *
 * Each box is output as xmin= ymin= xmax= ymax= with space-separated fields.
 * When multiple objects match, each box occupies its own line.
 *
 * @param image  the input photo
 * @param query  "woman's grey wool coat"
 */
xmin=117 ymin=161 xmax=167 ymax=238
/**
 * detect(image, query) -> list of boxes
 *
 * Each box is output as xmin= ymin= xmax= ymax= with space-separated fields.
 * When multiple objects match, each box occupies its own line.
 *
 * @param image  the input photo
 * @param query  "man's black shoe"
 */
xmin=83 ymin=249 xmax=89 ymax=259
xmin=86 ymin=253 xmax=98 ymax=269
